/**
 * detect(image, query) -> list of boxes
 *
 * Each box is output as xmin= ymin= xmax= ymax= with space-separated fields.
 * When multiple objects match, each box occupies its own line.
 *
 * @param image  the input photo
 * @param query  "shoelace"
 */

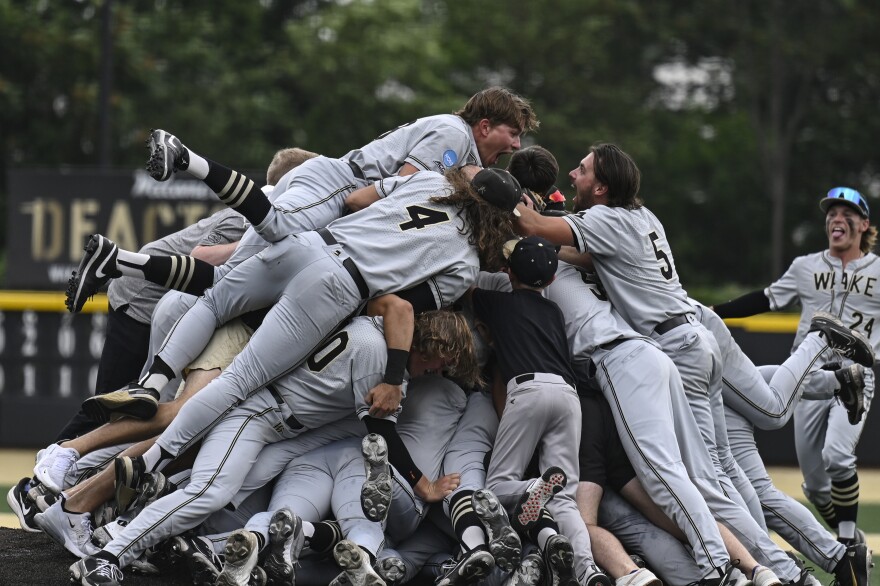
xmin=51 ymin=449 xmax=78 ymax=476
xmin=93 ymin=559 xmax=123 ymax=580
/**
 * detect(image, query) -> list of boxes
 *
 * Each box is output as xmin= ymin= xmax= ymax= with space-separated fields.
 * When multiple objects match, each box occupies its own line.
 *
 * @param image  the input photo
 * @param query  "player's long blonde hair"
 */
xmin=861 ymin=225 xmax=877 ymax=254
xmin=433 ymin=168 xmax=517 ymax=272
xmin=412 ymin=310 xmax=481 ymax=388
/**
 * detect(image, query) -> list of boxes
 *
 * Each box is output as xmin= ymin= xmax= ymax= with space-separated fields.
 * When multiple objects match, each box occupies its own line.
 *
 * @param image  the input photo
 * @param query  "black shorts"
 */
xmin=578 ymin=391 xmax=636 ymax=492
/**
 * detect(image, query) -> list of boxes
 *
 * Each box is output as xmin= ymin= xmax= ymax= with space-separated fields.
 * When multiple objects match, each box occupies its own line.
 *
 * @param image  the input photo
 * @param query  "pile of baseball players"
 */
xmin=5 ymin=86 xmax=875 ymax=586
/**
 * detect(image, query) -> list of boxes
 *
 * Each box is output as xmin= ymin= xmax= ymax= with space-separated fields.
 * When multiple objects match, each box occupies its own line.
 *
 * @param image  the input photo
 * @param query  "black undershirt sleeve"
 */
xmin=395 ymin=282 xmax=437 ymax=313
xmin=712 ymin=290 xmax=772 ymax=319
xmin=363 ymin=416 xmax=424 ymax=487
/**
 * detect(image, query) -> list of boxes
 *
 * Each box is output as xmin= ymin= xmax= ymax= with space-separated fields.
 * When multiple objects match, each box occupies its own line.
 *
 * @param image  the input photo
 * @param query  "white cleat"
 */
xmin=33 ymin=444 xmax=79 ymax=494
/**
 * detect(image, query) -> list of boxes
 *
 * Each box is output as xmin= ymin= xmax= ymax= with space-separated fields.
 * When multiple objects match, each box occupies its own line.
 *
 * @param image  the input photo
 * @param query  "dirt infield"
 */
xmin=0 ymin=528 xmax=192 ymax=585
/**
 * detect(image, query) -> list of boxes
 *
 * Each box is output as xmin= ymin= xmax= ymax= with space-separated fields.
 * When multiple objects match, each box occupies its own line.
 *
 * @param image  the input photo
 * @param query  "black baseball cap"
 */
xmin=472 ymin=168 xmax=523 ymax=216
xmin=505 ymin=236 xmax=558 ymax=287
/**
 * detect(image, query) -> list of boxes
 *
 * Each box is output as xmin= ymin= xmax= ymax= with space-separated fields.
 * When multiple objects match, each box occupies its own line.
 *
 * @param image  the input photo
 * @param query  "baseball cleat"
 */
xmin=329 ymin=540 xmax=386 ymax=586
xmin=170 ymin=534 xmax=223 ymax=586
xmin=504 ymin=552 xmax=544 ymax=586
xmin=263 ymin=507 xmax=305 ymax=585
xmin=65 ymin=234 xmax=121 ymax=313
xmin=146 ymin=129 xmax=189 ymax=182
xmin=82 ymin=383 xmax=161 ymax=424
xmin=34 ymin=443 xmax=80 ymax=494
xmin=750 ymin=565 xmax=781 ymax=586
xmin=614 ymin=567 xmax=661 ymax=586
xmin=833 ymin=542 xmax=870 ymax=586
xmin=114 ymin=455 xmax=147 ymax=514
xmin=542 ymin=534 xmax=580 ymax=586
xmin=132 ymin=471 xmax=175 ymax=511
xmin=834 ymin=364 xmax=866 ymax=425
xmin=808 ymin=312 xmax=875 ymax=367
xmin=69 ymin=556 xmax=124 ymax=586
xmin=435 ymin=546 xmax=495 ymax=586
xmin=361 ymin=433 xmax=392 ymax=522
xmin=374 ymin=556 xmax=406 ymax=585
xmin=34 ymin=499 xmax=100 ymax=558
xmin=7 ymin=477 xmax=41 ymax=532
xmin=217 ymin=529 xmax=261 ymax=586
xmin=512 ymin=466 xmax=567 ymax=531
xmin=472 ymin=488 xmax=521 ymax=572
xmin=91 ymin=519 xmax=127 ymax=549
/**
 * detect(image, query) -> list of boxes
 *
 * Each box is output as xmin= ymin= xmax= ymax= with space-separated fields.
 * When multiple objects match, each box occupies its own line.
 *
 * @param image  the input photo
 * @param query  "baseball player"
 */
xmin=509 ymin=145 xmax=874 ymax=584
xmin=713 ymin=186 xmax=878 ymax=547
xmin=69 ymin=311 xmax=477 ymax=585
xmin=506 ymin=146 xmax=566 ymax=213
xmin=202 ymin=374 xmax=472 ymax=586
xmin=693 ymin=302 xmax=869 ymax=585
xmin=467 ymin=236 xmax=605 ymax=586
xmin=65 ymin=86 xmax=538 ymax=313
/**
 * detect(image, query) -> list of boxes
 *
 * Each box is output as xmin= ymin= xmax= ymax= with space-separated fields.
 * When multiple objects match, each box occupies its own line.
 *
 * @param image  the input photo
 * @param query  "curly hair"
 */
xmin=454 ymin=86 xmax=540 ymax=135
xmin=412 ymin=310 xmax=481 ymax=388
xmin=861 ymin=225 xmax=877 ymax=254
xmin=431 ymin=168 xmax=517 ymax=271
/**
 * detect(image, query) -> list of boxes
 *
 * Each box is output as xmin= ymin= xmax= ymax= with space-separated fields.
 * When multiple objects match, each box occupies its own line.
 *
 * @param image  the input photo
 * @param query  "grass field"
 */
xmin=1 ymin=449 xmax=876 ymax=584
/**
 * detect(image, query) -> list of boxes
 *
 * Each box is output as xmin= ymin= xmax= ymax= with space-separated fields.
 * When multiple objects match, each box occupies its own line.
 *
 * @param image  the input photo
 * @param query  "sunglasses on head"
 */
xmin=825 ymin=187 xmax=869 ymax=218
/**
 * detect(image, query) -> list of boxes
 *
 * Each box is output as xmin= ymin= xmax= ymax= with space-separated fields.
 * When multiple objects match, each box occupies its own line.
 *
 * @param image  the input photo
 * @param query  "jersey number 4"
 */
xmin=648 ymin=231 xmax=674 ymax=280
xmin=399 ymin=205 xmax=450 ymax=231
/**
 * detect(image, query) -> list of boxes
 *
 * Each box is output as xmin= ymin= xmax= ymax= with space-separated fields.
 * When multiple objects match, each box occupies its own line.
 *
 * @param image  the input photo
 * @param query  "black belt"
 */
xmin=514 ymin=373 xmax=535 ymax=384
xmin=317 ymin=228 xmax=369 ymax=299
xmin=654 ymin=314 xmax=691 ymax=335
xmin=266 ymin=384 xmax=305 ymax=431
xmin=346 ymin=160 xmax=366 ymax=180
xmin=599 ymin=337 xmax=626 ymax=351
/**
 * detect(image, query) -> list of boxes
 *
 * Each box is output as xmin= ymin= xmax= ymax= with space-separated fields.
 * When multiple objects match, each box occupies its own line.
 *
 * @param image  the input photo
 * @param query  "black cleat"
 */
xmin=833 ymin=542 xmax=870 ymax=586
xmin=543 ymin=534 xmax=581 ymax=586
xmin=511 ymin=467 xmax=566 ymax=532
xmin=115 ymin=455 xmax=147 ymax=514
xmin=472 ymin=488 xmax=521 ymax=572
xmin=69 ymin=556 xmax=123 ymax=586
xmin=82 ymin=383 xmax=160 ymax=424
xmin=435 ymin=546 xmax=495 ymax=586
xmin=146 ymin=129 xmax=189 ymax=181
xmin=171 ymin=534 xmax=223 ymax=586
xmin=6 ymin=477 xmax=41 ymax=532
xmin=835 ymin=364 xmax=866 ymax=425
xmin=809 ymin=312 xmax=875 ymax=367
xmin=65 ymin=234 xmax=120 ymax=313
xmin=263 ymin=507 xmax=305 ymax=586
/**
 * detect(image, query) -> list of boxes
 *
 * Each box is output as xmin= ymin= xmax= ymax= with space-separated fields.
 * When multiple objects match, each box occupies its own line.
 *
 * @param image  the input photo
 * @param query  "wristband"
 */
xmin=383 ymin=349 xmax=409 ymax=385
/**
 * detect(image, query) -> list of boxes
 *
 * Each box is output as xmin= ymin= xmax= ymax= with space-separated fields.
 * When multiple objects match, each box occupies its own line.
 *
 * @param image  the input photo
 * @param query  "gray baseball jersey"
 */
xmin=99 ymin=316 xmax=404 ymax=567
xmin=562 ymin=206 xmax=693 ymax=335
xmin=108 ymin=208 xmax=247 ymax=324
xmin=764 ymin=250 xmax=878 ymax=506
xmin=248 ymin=114 xmax=482 ymax=245
xmin=343 ymin=114 xmax=481 ymax=180
xmin=152 ymin=171 xmax=482 ymax=460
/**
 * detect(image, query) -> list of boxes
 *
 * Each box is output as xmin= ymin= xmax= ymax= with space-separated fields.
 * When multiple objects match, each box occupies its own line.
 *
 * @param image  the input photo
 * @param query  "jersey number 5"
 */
xmin=399 ymin=205 xmax=450 ymax=231
xmin=648 ymin=231 xmax=674 ymax=280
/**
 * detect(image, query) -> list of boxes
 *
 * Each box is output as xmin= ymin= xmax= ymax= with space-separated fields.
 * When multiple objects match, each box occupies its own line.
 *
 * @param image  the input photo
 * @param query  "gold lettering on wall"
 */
xmin=69 ymin=199 xmax=100 ymax=261
xmin=143 ymin=204 xmax=176 ymax=243
xmin=21 ymin=199 xmax=64 ymax=261
xmin=105 ymin=202 xmax=138 ymax=251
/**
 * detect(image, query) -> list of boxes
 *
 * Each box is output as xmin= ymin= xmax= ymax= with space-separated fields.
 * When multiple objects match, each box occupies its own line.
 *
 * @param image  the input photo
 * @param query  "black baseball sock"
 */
xmin=832 ymin=473 xmax=859 ymax=541
xmin=122 ymin=255 xmax=216 ymax=296
xmin=307 ymin=520 xmax=342 ymax=555
xmin=449 ymin=490 xmax=485 ymax=552
xmin=201 ymin=159 xmax=271 ymax=227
